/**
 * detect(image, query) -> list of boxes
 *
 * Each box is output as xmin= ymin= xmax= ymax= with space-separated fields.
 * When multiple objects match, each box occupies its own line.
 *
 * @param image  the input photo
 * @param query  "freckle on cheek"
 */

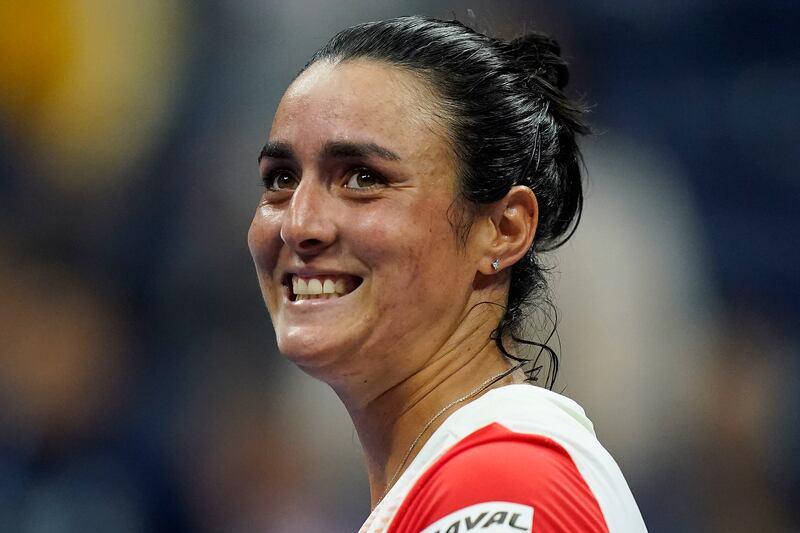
xmin=409 ymin=257 xmax=423 ymax=280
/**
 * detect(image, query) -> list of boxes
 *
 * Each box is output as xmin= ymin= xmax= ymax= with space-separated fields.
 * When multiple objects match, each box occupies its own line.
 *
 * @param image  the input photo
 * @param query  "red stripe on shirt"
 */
xmin=386 ymin=422 xmax=610 ymax=533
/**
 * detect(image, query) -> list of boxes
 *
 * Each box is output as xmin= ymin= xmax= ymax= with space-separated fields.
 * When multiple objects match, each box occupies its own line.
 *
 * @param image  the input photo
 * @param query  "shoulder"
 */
xmin=388 ymin=423 xmax=610 ymax=533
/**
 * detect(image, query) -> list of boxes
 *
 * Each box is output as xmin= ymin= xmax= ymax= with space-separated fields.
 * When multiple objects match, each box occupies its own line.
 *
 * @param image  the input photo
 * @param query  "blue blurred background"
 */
xmin=1 ymin=1 xmax=798 ymax=531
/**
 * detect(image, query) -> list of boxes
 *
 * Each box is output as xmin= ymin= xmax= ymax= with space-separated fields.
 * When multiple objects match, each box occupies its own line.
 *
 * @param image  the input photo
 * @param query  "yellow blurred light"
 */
xmin=0 ymin=0 xmax=76 ymax=125
xmin=1 ymin=0 xmax=191 ymax=192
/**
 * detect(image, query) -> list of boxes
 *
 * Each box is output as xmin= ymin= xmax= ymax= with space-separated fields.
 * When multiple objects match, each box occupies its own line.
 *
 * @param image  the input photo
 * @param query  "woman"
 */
xmin=249 ymin=16 xmax=647 ymax=533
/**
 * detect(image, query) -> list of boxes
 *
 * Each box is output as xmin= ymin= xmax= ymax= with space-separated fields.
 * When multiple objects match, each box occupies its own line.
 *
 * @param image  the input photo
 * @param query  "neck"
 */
xmin=342 ymin=330 xmax=526 ymax=509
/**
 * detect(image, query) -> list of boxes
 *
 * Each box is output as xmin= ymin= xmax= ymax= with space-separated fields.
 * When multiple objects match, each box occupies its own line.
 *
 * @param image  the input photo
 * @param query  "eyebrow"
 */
xmin=258 ymin=140 xmax=401 ymax=163
xmin=259 ymin=141 xmax=295 ymax=162
xmin=322 ymin=140 xmax=401 ymax=161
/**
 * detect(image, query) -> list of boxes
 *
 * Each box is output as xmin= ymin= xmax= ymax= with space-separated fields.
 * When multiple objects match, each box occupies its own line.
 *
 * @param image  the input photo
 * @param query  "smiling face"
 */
xmin=248 ymin=60 xmax=488 ymax=392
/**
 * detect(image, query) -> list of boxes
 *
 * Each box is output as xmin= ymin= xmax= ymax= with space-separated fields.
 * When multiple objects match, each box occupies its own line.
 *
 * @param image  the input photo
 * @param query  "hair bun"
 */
xmin=506 ymin=33 xmax=570 ymax=90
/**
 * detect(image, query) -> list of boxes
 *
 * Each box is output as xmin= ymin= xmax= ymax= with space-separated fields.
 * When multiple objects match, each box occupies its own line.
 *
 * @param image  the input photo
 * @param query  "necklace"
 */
xmin=377 ymin=361 xmax=525 ymax=504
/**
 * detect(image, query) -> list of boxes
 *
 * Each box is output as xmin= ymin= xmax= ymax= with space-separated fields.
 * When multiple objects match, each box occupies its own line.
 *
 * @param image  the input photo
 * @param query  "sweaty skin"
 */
xmin=248 ymin=59 xmax=537 ymax=506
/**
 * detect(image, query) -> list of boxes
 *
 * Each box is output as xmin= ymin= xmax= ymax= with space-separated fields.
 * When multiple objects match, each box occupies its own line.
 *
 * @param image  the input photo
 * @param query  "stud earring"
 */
xmin=491 ymin=258 xmax=501 ymax=271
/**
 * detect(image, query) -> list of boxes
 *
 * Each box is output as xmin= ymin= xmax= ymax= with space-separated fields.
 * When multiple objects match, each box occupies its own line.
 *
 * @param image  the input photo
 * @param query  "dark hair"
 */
xmin=304 ymin=16 xmax=588 ymax=388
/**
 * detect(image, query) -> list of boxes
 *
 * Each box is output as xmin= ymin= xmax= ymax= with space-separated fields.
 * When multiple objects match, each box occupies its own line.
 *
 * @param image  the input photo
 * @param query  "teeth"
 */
xmin=307 ymin=279 xmax=322 ymax=294
xmin=323 ymin=279 xmax=335 ymax=294
xmin=295 ymin=293 xmax=337 ymax=301
xmin=293 ymin=277 xmax=308 ymax=295
xmin=334 ymin=279 xmax=346 ymax=294
xmin=291 ymin=275 xmax=355 ymax=299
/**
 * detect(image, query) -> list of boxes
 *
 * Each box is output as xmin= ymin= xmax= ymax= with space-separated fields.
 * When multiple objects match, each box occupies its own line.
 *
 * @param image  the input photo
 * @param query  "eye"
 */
xmin=344 ymin=167 xmax=384 ymax=189
xmin=264 ymin=169 xmax=299 ymax=191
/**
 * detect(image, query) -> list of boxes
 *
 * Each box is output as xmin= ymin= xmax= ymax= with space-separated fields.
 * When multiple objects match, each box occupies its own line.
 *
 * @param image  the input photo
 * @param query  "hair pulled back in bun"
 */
xmin=304 ymin=16 xmax=589 ymax=388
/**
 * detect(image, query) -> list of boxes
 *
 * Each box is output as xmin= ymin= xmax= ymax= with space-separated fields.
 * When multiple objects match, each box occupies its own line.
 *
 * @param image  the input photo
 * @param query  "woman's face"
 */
xmin=248 ymin=60 xmax=486 ymax=390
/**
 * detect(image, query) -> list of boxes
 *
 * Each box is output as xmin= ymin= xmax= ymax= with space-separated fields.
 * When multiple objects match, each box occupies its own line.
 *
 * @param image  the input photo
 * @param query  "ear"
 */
xmin=475 ymin=186 xmax=538 ymax=275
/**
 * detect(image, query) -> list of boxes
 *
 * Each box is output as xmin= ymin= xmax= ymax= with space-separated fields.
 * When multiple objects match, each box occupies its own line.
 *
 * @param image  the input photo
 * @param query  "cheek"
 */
xmin=356 ymin=204 xmax=464 ymax=298
xmin=350 ymin=208 xmax=425 ymax=267
xmin=248 ymin=206 xmax=283 ymax=281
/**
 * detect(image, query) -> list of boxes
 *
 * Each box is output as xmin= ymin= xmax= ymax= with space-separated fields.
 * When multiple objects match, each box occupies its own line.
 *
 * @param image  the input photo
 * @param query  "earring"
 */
xmin=491 ymin=258 xmax=501 ymax=271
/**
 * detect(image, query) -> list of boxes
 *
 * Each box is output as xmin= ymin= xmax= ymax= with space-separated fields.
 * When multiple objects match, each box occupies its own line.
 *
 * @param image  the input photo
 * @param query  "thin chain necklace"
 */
xmin=377 ymin=361 xmax=525 ymax=505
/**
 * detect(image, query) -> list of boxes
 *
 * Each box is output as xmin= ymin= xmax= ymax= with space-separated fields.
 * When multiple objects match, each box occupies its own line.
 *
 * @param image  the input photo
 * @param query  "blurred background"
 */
xmin=0 ymin=0 xmax=798 ymax=531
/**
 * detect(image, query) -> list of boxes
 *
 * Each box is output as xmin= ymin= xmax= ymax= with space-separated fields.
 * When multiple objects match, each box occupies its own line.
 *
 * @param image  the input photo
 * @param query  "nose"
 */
xmin=280 ymin=178 xmax=337 ymax=256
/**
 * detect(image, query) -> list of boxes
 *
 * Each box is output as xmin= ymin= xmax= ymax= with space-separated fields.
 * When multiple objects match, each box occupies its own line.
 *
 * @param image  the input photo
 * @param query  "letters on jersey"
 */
xmin=420 ymin=502 xmax=533 ymax=533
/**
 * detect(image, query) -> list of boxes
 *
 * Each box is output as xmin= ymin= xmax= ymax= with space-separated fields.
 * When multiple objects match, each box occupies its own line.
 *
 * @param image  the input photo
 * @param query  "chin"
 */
xmin=275 ymin=327 xmax=353 ymax=382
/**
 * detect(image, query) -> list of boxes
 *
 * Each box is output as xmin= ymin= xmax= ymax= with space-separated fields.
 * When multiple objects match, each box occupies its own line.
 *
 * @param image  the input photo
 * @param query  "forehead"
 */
xmin=271 ymin=59 xmax=451 ymax=158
